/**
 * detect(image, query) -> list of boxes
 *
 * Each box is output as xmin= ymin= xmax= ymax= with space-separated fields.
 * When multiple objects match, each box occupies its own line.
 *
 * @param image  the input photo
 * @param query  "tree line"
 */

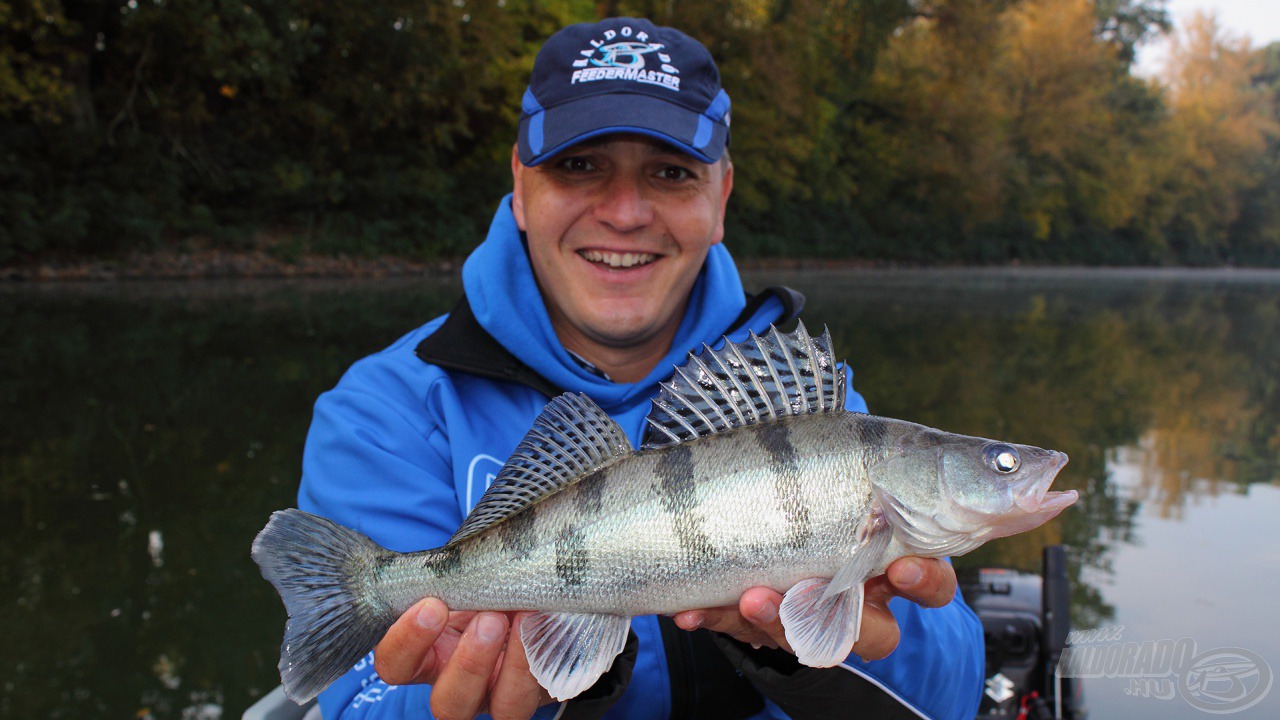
xmin=4 ymin=0 xmax=1279 ymax=267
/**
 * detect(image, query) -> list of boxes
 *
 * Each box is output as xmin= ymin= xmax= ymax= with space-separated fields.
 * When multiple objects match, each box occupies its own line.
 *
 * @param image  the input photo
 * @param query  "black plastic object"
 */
xmin=960 ymin=546 xmax=1086 ymax=720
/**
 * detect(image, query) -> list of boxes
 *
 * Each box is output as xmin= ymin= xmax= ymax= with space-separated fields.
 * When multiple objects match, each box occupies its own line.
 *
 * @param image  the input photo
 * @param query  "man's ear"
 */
xmin=712 ymin=158 xmax=733 ymax=246
xmin=511 ymin=144 xmax=527 ymax=231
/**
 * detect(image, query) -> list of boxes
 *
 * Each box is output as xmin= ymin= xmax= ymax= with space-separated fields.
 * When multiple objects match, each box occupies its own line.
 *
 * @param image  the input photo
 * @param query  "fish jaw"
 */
xmin=988 ymin=488 xmax=1078 ymax=537
xmin=983 ymin=450 xmax=1076 ymax=539
xmin=875 ymin=437 xmax=1077 ymax=557
xmin=1012 ymin=450 xmax=1070 ymax=511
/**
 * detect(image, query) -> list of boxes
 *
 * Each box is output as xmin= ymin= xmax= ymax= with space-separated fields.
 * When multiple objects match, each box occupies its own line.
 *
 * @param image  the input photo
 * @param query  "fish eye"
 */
xmin=985 ymin=445 xmax=1020 ymax=474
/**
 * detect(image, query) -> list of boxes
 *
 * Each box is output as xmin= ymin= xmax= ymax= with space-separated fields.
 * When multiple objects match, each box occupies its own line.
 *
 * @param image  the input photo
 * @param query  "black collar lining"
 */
xmin=414 ymin=286 xmax=805 ymax=398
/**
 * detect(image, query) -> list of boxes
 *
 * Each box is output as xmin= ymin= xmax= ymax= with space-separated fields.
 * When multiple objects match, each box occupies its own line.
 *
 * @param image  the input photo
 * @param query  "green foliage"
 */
xmin=3 ymin=0 xmax=1280 ymax=266
xmin=0 ymin=0 xmax=77 ymax=123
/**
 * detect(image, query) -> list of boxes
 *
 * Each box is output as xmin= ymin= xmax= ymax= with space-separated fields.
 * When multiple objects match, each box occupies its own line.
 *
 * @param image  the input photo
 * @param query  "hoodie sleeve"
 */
xmin=708 ymin=366 xmax=984 ymax=720
xmin=292 ymin=329 xmax=634 ymax=720
xmin=295 ymin=333 xmax=466 ymax=720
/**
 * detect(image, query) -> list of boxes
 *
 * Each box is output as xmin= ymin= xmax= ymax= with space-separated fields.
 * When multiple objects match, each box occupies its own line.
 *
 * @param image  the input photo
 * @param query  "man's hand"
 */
xmin=671 ymin=557 xmax=957 ymax=662
xmin=373 ymin=598 xmax=552 ymax=720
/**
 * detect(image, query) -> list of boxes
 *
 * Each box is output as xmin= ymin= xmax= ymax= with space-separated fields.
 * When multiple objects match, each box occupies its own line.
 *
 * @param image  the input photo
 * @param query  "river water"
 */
xmin=2 ymin=268 xmax=1277 ymax=719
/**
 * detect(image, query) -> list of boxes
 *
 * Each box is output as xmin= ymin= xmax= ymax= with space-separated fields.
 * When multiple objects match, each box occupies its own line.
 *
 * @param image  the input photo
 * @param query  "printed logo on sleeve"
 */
xmin=466 ymin=453 xmax=504 ymax=511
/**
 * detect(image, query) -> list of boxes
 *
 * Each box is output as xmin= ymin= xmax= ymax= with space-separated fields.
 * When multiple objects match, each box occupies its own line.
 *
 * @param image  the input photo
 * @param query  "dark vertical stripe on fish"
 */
xmin=757 ymin=422 xmax=812 ymax=549
xmin=497 ymin=506 xmax=538 ymax=559
xmin=555 ymin=525 xmax=589 ymax=587
xmin=426 ymin=545 xmax=463 ymax=578
xmin=654 ymin=445 xmax=717 ymax=566
xmin=574 ymin=469 xmax=607 ymax=517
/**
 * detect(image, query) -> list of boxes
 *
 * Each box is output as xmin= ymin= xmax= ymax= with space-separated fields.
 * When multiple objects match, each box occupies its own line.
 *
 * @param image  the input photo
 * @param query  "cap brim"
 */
xmin=518 ymin=92 xmax=728 ymax=166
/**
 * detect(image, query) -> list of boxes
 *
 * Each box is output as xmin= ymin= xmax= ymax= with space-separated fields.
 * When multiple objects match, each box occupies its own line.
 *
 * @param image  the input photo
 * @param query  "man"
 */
xmin=298 ymin=17 xmax=983 ymax=720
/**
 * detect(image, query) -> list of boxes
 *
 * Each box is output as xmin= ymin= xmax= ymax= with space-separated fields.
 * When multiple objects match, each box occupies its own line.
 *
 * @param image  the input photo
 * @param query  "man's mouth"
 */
xmin=579 ymin=250 xmax=657 ymax=269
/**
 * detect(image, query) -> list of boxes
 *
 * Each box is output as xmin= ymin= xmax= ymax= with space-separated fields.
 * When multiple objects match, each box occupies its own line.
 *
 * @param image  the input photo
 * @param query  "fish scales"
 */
xmin=371 ymin=414 xmax=886 ymax=616
xmin=253 ymin=323 xmax=1077 ymax=704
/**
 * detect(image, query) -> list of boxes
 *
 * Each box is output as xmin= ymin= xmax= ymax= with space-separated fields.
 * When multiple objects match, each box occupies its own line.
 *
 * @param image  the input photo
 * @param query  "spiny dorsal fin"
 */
xmin=641 ymin=321 xmax=846 ymax=450
xmin=448 ymin=393 xmax=633 ymax=545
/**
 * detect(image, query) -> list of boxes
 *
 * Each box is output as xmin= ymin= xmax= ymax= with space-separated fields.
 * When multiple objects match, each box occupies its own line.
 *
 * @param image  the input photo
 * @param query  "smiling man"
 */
xmin=297 ymin=17 xmax=983 ymax=720
xmin=512 ymin=134 xmax=733 ymax=383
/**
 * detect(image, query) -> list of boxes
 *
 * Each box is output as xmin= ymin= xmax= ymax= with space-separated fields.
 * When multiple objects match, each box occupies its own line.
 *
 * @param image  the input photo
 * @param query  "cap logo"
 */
xmin=569 ymin=25 xmax=681 ymax=92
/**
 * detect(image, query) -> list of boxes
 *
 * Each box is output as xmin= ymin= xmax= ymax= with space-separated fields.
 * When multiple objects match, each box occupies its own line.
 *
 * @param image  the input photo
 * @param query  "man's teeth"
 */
xmin=581 ymin=250 xmax=656 ymax=269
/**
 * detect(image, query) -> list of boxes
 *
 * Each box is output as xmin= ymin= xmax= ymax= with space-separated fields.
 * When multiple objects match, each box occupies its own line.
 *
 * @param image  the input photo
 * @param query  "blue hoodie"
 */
xmin=297 ymin=197 xmax=984 ymax=720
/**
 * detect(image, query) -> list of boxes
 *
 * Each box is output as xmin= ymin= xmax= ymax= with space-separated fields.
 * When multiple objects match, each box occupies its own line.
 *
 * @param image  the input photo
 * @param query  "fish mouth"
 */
xmin=1013 ymin=450 xmax=1075 ymax=513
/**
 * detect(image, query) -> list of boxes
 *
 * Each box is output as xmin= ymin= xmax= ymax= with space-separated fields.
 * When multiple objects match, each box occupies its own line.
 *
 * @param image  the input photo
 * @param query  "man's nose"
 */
xmin=593 ymin=173 xmax=653 ymax=231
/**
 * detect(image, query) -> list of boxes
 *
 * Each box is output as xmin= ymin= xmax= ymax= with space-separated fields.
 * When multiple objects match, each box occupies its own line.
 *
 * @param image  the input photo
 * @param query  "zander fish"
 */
xmin=252 ymin=323 xmax=1077 ymax=704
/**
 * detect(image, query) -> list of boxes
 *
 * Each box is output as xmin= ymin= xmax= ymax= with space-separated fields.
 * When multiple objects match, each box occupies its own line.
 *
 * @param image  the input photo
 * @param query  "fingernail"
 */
xmin=415 ymin=600 xmax=445 ymax=631
xmin=892 ymin=559 xmax=924 ymax=588
xmin=680 ymin=613 xmax=704 ymax=630
xmin=752 ymin=601 xmax=777 ymax=624
xmin=475 ymin=613 xmax=505 ymax=644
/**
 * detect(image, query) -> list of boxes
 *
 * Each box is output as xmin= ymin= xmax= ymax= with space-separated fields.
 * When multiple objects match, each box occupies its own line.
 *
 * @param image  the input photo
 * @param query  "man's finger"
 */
xmin=850 ymin=599 xmax=901 ymax=661
xmin=674 ymin=591 xmax=789 ymax=651
xmin=374 ymin=598 xmax=449 ymax=685
xmin=886 ymin=557 xmax=957 ymax=608
xmin=430 ymin=612 xmax=510 ymax=720
xmin=487 ymin=613 xmax=553 ymax=720
xmin=739 ymin=588 xmax=791 ymax=652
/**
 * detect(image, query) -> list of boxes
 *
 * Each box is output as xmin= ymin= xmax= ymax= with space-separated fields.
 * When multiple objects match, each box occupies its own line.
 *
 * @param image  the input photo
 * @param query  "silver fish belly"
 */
xmin=252 ymin=322 xmax=1076 ymax=704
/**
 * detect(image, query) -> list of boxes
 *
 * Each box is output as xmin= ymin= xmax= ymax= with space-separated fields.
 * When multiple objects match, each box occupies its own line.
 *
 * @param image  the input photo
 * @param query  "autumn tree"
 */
xmin=0 ymin=0 xmax=76 ymax=123
xmin=1158 ymin=11 xmax=1279 ymax=263
xmin=3 ymin=0 xmax=1280 ymax=266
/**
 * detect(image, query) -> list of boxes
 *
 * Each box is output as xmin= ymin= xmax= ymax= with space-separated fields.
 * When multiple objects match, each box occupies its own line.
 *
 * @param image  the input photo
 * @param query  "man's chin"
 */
xmin=581 ymin=320 xmax=661 ymax=349
xmin=574 ymin=308 xmax=679 ymax=347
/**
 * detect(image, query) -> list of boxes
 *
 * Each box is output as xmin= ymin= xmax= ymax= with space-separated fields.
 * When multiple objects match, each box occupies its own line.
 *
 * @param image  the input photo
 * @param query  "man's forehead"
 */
xmin=551 ymin=134 xmax=712 ymax=162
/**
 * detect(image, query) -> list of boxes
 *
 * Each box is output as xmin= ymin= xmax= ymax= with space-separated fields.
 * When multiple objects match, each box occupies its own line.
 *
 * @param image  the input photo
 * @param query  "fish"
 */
xmin=252 ymin=322 xmax=1077 ymax=704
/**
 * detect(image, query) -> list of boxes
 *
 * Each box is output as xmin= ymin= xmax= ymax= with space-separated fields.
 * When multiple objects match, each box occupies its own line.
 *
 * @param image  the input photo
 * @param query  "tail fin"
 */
xmin=251 ymin=508 xmax=397 ymax=704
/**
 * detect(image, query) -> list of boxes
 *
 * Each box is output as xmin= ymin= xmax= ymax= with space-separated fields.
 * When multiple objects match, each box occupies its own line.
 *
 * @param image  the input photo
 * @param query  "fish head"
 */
xmin=868 ymin=423 xmax=1077 ymax=557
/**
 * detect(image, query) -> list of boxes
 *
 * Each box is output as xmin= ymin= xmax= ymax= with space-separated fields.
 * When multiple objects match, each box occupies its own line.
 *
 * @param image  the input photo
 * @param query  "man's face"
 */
xmin=512 ymin=135 xmax=733 ymax=367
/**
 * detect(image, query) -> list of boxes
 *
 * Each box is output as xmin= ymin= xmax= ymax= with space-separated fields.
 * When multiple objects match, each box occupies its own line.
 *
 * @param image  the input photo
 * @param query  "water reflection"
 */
xmin=1 ymin=279 xmax=461 ymax=719
xmin=2 ymin=269 xmax=1277 ymax=718
xmin=785 ymin=268 xmax=1280 ymax=633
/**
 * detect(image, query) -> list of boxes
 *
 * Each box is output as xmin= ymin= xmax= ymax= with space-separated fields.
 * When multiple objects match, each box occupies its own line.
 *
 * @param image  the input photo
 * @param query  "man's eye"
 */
xmin=559 ymin=156 xmax=596 ymax=172
xmin=658 ymin=165 xmax=694 ymax=181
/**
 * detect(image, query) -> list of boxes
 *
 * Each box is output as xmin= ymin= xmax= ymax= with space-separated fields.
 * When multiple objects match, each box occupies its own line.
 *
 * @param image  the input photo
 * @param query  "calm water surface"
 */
xmin=3 ymin=268 xmax=1278 ymax=719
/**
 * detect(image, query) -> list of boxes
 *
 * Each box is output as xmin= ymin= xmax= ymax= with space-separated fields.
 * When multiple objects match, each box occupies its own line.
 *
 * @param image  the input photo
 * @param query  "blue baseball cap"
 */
xmin=517 ymin=17 xmax=731 ymax=166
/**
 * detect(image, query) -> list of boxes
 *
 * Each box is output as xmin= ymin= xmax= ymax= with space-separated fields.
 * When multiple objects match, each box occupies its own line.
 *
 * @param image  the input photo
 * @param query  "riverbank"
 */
xmin=0 ymin=248 xmax=445 ymax=282
xmin=1 ymin=249 xmax=892 ymax=282
xmin=7 ymin=248 xmax=1277 ymax=283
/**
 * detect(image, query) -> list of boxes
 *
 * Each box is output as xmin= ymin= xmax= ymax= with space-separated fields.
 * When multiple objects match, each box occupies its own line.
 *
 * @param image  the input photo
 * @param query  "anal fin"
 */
xmin=519 ymin=611 xmax=631 ymax=701
xmin=780 ymin=578 xmax=866 ymax=668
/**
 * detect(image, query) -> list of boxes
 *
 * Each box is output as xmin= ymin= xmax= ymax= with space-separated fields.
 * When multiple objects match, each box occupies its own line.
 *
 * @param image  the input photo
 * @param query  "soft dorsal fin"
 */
xmin=448 ymin=393 xmax=633 ymax=545
xmin=642 ymin=322 xmax=845 ymax=450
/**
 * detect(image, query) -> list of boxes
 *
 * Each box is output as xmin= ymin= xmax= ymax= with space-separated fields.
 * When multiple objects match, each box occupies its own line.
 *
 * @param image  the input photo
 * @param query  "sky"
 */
xmin=1135 ymin=0 xmax=1280 ymax=76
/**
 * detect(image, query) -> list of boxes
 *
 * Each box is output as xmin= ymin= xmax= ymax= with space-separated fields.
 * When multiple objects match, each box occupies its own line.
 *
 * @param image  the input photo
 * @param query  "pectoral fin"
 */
xmin=780 ymin=578 xmax=865 ymax=667
xmin=519 ymin=611 xmax=631 ymax=701
xmin=822 ymin=509 xmax=892 ymax=603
